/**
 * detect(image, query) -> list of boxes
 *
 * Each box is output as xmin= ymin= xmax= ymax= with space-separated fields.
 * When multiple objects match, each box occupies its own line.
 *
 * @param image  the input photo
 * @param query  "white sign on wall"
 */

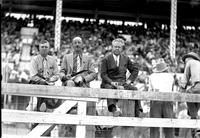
xmin=20 ymin=27 xmax=38 ymax=36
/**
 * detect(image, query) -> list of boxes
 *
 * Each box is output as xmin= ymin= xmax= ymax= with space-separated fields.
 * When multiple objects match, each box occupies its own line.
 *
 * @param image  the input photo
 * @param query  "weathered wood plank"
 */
xmin=2 ymin=135 xmax=68 ymax=138
xmin=2 ymin=83 xmax=200 ymax=102
xmin=26 ymin=100 xmax=77 ymax=137
xmin=76 ymin=101 xmax=87 ymax=138
xmin=2 ymin=109 xmax=200 ymax=128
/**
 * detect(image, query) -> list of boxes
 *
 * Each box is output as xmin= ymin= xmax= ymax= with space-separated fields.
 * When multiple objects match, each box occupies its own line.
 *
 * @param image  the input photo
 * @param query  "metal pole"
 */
xmin=170 ymin=0 xmax=177 ymax=60
xmin=54 ymin=0 xmax=63 ymax=51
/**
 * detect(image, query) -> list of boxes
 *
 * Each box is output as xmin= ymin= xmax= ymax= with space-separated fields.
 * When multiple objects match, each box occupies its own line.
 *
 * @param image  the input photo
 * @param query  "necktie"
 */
xmin=43 ymin=58 xmax=48 ymax=78
xmin=77 ymin=55 xmax=81 ymax=72
xmin=73 ymin=54 xmax=82 ymax=73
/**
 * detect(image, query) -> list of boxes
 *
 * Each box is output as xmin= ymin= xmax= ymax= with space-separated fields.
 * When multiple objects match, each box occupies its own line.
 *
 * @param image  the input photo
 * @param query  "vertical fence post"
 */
xmin=170 ymin=0 xmax=177 ymax=60
xmin=54 ymin=0 xmax=62 ymax=52
xmin=76 ymin=101 xmax=87 ymax=138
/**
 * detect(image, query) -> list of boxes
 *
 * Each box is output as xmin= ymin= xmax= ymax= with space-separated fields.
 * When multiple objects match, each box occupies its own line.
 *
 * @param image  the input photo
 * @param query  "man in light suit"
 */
xmin=100 ymin=38 xmax=143 ymax=137
xmin=60 ymin=37 xmax=97 ymax=87
xmin=58 ymin=37 xmax=97 ymax=137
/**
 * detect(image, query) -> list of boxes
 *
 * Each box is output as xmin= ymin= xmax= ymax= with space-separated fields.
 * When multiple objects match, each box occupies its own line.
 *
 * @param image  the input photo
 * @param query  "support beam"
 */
xmin=2 ymin=109 xmax=200 ymax=129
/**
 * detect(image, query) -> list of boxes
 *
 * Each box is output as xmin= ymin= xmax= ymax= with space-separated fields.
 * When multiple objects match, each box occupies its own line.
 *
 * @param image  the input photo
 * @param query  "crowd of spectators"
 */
xmin=1 ymin=14 xmax=200 ymax=84
xmin=1 ymin=14 xmax=200 ymax=138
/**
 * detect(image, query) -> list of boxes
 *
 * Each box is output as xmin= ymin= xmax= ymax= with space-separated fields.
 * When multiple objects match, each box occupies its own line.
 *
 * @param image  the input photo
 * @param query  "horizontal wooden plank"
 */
xmin=2 ymin=109 xmax=200 ymax=129
xmin=2 ymin=135 xmax=67 ymax=138
xmin=2 ymin=83 xmax=200 ymax=102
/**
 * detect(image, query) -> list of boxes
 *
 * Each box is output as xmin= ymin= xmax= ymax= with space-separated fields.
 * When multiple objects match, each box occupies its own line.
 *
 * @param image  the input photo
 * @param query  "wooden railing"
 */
xmin=2 ymin=83 xmax=200 ymax=138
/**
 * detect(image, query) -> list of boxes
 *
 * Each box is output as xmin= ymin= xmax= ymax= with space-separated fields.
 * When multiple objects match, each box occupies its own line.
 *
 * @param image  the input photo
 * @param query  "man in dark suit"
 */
xmin=100 ymin=38 xmax=143 ymax=137
xmin=101 ymin=38 xmax=142 ymax=117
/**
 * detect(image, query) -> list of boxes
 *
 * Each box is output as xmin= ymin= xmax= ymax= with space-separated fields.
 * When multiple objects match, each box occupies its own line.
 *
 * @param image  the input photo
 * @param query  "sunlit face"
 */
xmin=112 ymin=43 xmax=123 ymax=56
xmin=39 ymin=42 xmax=50 ymax=57
xmin=72 ymin=37 xmax=83 ymax=53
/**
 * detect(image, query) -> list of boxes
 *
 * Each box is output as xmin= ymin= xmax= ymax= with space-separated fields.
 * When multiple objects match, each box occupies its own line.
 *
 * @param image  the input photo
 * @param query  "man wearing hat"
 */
xmin=149 ymin=60 xmax=174 ymax=138
xmin=180 ymin=52 xmax=200 ymax=138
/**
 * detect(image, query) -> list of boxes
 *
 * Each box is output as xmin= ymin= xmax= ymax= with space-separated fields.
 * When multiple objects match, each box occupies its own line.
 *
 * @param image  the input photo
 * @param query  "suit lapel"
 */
xmin=80 ymin=55 xmax=87 ymax=71
xmin=68 ymin=53 xmax=73 ymax=71
xmin=110 ymin=54 xmax=117 ymax=67
xmin=119 ymin=54 xmax=123 ymax=67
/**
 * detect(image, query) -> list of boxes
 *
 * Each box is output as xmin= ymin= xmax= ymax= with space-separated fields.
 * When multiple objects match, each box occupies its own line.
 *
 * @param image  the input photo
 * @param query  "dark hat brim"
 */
xmin=182 ymin=53 xmax=200 ymax=62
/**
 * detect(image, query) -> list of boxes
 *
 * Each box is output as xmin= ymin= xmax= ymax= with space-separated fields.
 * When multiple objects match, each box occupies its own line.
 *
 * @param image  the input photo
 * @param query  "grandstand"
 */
xmin=1 ymin=0 xmax=200 ymax=138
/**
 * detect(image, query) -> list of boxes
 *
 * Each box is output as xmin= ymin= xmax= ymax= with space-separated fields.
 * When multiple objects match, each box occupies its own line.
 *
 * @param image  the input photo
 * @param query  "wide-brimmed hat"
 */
xmin=182 ymin=52 xmax=200 ymax=63
xmin=153 ymin=62 xmax=168 ymax=73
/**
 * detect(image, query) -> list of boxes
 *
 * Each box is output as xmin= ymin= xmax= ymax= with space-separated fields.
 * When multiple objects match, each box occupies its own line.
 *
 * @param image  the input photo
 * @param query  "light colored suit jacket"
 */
xmin=60 ymin=53 xmax=97 ymax=85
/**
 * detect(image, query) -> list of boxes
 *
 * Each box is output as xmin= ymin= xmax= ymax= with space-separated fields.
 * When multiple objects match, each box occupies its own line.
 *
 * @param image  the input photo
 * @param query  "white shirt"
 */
xmin=113 ymin=54 xmax=120 ymax=67
xmin=180 ymin=59 xmax=200 ymax=87
xmin=149 ymin=73 xmax=174 ymax=92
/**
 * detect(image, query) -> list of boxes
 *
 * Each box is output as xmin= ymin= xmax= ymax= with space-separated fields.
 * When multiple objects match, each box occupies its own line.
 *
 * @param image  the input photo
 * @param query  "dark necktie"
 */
xmin=73 ymin=54 xmax=82 ymax=73
xmin=43 ymin=57 xmax=48 ymax=78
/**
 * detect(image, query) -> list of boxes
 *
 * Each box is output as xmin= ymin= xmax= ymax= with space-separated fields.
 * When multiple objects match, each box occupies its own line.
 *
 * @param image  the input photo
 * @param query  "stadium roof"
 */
xmin=2 ymin=0 xmax=200 ymax=25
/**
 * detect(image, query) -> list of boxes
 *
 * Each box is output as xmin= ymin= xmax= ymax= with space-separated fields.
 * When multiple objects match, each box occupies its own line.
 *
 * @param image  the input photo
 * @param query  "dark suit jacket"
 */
xmin=101 ymin=53 xmax=139 ymax=87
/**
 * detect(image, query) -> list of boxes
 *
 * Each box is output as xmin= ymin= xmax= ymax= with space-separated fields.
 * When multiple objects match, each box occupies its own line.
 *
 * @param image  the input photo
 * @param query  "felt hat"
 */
xmin=182 ymin=52 xmax=200 ymax=63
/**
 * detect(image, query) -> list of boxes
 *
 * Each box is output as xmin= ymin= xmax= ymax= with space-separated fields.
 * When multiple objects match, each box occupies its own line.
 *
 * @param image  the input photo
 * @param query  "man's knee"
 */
xmin=64 ymin=80 xmax=75 ymax=87
xmin=123 ymin=84 xmax=137 ymax=90
xmin=103 ymin=84 xmax=115 ymax=89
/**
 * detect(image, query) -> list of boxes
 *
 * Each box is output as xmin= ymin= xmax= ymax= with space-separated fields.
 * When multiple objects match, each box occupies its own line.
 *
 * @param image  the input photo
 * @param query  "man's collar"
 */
xmin=74 ymin=52 xmax=82 ymax=57
xmin=39 ymin=54 xmax=48 ymax=60
xmin=113 ymin=54 xmax=120 ymax=58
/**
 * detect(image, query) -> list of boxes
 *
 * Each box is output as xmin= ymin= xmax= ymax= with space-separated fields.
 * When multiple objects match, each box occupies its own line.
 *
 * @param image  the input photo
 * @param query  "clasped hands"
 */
xmin=111 ymin=79 xmax=132 ymax=90
xmin=45 ymin=76 xmax=58 ymax=85
xmin=63 ymin=74 xmax=85 ymax=86
xmin=73 ymin=75 xmax=86 ymax=85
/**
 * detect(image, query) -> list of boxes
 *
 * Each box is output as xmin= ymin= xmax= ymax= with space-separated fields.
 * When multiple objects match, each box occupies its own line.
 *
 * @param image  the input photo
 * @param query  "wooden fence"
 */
xmin=2 ymin=83 xmax=200 ymax=138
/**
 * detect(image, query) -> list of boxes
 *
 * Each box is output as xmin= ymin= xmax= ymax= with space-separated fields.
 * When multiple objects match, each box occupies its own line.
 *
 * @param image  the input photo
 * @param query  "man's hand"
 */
xmin=126 ymin=79 xmax=132 ymax=85
xmin=111 ymin=82 xmax=118 ymax=89
xmin=116 ymin=86 xmax=124 ymax=90
xmin=73 ymin=75 xmax=85 ymax=86
xmin=49 ymin=76 xmax=58 ymax=82
xmin=65 ymin=74 xmax=72 ymax=80
xmin=179 ymin=87 xmax=186 ymax=93
xmin=46 ymin=81 xmax=55 ymax=86
xmin=111 ymin=82 xmax=124 ymax=89
xmin=62 ymin=74 xmax=72 ymax=82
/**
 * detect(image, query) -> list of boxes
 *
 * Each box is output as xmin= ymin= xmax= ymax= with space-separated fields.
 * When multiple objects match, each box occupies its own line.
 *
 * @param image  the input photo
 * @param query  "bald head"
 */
xmin=73 ymin=37 xmax=82 ymax=42
xmin=72 ymin=37 xmax=83 ymax=53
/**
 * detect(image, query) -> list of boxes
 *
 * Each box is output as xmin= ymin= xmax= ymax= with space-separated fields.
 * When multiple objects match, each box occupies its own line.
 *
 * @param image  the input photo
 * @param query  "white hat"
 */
xmin=153 ymin=61 xmax=168 ymax=73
